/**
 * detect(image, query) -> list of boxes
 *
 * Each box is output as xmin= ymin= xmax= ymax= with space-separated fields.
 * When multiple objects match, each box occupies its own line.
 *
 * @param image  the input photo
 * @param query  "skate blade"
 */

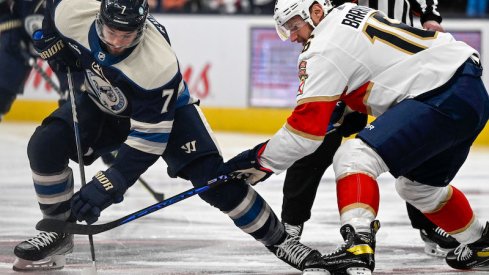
xmin=346 ymin=267 xmax=372 ymax=275
xmin=303 ymin=267 xmax=332 ymax=275
xmin=13 ymin=254 xmax=66 ymax=271
xmin=424 ymin=242 xmax=450 ymax=257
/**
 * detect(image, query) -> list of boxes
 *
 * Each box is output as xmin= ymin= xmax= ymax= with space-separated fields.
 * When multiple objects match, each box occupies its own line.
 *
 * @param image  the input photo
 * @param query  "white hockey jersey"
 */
xmin=260 ymin=3 xmax=477 ymax=173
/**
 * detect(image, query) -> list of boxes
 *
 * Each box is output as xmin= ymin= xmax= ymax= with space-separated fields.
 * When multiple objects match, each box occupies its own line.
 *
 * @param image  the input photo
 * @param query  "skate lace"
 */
xmin=324 ymin=241 xmax=348 ymax=257
xmin=453 ymin=245 xmax=472 ymax=261
xmin=284 ymin=223 xmax=302 ymax=238
xmin=275 ymin=236 xmax=312 ymax=266
xmin=26 ymin=232 xmax=60 ymax=250
xmin=435 ymin=227 xmax=450 ymax=238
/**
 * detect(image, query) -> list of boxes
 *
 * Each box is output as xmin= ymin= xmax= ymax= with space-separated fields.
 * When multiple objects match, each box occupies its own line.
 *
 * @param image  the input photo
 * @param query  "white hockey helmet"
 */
xmin=274 ymin=0 xmax=333 ymax=41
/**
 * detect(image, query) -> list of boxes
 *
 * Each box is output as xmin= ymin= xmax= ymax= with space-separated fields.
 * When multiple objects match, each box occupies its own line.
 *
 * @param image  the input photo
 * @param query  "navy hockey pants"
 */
xmin=358 ymin=59 xmax=489 ymax=187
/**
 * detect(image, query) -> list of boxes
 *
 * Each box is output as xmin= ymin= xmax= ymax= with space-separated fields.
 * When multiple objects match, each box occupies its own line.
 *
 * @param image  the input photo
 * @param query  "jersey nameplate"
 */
xmin=341 ymin=5 xmax=371 ymax=29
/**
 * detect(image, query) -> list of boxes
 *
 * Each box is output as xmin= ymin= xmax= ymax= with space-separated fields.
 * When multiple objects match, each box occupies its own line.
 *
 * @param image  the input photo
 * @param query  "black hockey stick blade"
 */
xmin=138 ymin=177 xmax=165 ymax=202
xmin=36 ymin=175 xmax=231 ymax=235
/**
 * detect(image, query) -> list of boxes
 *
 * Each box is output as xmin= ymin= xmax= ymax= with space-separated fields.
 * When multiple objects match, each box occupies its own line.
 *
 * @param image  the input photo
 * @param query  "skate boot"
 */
xmin=420 ymin=226 xmax=459 ymax=257
xmin=13 ymin=231 xmax=73 ymax=271
xmin=267 ymin=233 xmax=331 ymax=274
xmin=284 ymin=222 xmax=304 ymax=240
xmin=305 ymin=220 xmax=380 ymax=275
xmin=446 ymin=222 xmax=489 ymax=270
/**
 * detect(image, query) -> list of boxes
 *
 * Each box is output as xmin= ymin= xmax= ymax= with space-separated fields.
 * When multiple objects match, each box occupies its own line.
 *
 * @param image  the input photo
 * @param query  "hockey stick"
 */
xmin=101 ymin=152 xmax=165 ymax=202
xmin=138 ymin=177 xmax=165 ymax=201
xmin=20 ymin=49 xmax=66 ymax=99
xmin=66 ymin=67 xmax=97 ymax=271
xmin=36 ymin=175 xmax=231 ymax=235
xmin=28 ymin=58 xmax=64 ymax=97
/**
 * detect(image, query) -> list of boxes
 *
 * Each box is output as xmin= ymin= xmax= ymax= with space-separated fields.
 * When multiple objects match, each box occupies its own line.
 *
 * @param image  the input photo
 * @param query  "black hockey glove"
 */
xmin=327 ymin=101 xmax=368 ymax=137
xmin=32 ymin=29 xmax=80 ymax=73
xmin=219 ymin=141 xmax=273 ymax=186
xmin=338 ymin=110 xmax=368 ymax=137
xmin=71 ymin=169 xmax=128 ymax=224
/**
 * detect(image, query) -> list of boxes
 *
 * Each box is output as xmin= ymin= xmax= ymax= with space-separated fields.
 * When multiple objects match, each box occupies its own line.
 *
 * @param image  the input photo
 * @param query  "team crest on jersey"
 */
xmin=297 ymin=61 xmax=308 ymax=95
xmin=97 ymin=51 xmax=106 ymax=61
xmin=85 ymin=69 xmax=128 ymax=114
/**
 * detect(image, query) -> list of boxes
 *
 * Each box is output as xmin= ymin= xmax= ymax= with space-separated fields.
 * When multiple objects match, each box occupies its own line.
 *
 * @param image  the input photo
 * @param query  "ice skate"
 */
xmin=446 ymin=222 xmax=489 ymax=270
xmin=420 ymin=226 xmax=459 ymax=257
xmin=267 ymin=232 xmax=331 ymax=274
xmin=306 ymin=220 xmax=380 ymax=275
xmin=13 ymin=231 xmax=73 ymax=271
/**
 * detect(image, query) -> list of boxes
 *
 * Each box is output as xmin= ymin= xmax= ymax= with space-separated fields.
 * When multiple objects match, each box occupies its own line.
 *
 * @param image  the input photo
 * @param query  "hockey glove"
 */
xmin=220 ymin=141 xmax=273 ymax=185
xmin=32 ymin=29 xmax=80 ymax=73
xmin=338 ymin=110 xmax=368 ymax=137
xmin=71 ymin=169 xmax=128 ymax=224
xmin=327 ymin=101 xmax=368 ymax=137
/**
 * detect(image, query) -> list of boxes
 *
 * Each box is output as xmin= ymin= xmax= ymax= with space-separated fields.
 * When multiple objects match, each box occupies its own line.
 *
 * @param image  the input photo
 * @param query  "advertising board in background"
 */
xmin=19 ymin=17 xmax=489 ymax=110
xmin=249 ymin=27 xmax=484 ymax=108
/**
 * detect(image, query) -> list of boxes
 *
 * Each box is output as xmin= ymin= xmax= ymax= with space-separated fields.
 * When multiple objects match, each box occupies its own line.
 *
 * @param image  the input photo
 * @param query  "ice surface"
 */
xmin=1 ymin=122 xmax=488 ymax=274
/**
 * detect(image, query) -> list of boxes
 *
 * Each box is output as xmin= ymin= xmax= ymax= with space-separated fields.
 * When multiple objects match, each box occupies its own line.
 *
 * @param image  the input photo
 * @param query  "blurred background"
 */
xmin=4 ymin=0 xmax=489 ymax=146
xmin=1 ymin=3 xmax=489 ymax=272
xmin=148 ymin=0 xmax=479 ymax=16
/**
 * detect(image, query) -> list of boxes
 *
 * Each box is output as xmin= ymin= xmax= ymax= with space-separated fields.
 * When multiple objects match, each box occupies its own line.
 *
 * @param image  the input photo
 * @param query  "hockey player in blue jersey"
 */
xmin=0 ymin=0 xmax=89 ymax=119
xmin=0 ymin=0 xmax=38 ymax=121
xmin=12 ymin=0 xmax=332 ymax=272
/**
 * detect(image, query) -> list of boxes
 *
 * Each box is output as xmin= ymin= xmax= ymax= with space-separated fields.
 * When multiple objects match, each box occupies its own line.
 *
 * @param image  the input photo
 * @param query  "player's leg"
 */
xmin=281 ymin=130 xmax=342 ymax=238
xmin=282 ymin=107 xmax=367 ymax=240
xmin=360 ymin=60 xmax=489 ymax=271
xmin=396 ymin=138 xmax=488 ymax=270
xmin=13 ymin=93 xmax=116 ymax=271
xmin=323 ymin=76 xmax=483 ymax=274
xmin=306 ymin=137 xmax=385 ymax=275
xmin=163 ymin=104 xmax=330 ymax=273
xmin=0 ymin=93 xmax=17 ymax=121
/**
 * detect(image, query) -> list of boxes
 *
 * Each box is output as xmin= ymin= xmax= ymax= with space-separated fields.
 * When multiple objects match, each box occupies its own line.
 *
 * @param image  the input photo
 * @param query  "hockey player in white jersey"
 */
xmin=221 ymin=0 xmax=489 ymax=274
xmin=279 ymin=0 xmax=460 ymax=260
xmin=12 ymin=0 xmax=332 ymax=272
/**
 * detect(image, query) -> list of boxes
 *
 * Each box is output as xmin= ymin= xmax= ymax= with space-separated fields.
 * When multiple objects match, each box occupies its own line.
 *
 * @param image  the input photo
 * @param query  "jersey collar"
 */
xmin=88 ymin=22 xmax=136 ymax=66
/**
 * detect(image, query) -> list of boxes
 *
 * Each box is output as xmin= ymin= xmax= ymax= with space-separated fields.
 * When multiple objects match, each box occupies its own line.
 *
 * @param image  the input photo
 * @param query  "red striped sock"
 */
xmin=337 ymin=173 xmax=379 ymax=216
xmin=424 ymin=186 xmax=474 ymax=234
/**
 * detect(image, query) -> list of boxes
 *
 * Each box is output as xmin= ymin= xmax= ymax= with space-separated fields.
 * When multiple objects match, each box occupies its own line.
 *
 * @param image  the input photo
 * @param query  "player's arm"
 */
xmin=72 ymin=77 xmax=185 ymax=224
xmin=220 ymin=55 xmax=346 ymax=185
xmin=30 ymin=0 xmax=80 ymax=72
xmin=112 ymin=81 xmax=185 ymax=184
xmin=409 ymin=0 xmax=444 ymax=32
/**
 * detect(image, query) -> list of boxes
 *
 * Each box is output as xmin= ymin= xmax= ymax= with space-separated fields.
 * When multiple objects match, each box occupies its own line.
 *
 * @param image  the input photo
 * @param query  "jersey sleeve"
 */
xmin=112 ymin=77 xmax=192 ymax=185
xmin=258 ymin=54 xmax=345 ymax=173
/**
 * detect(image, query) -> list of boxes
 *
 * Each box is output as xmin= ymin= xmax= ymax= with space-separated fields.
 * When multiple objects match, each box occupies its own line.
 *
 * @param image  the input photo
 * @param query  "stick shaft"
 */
xmin=36 ymin=175 xmax=231 ymax=235
xmin=138 ymin=177 xmax=165 ymax=201
xmin=67 ymin=67 xmax=96 ymax=264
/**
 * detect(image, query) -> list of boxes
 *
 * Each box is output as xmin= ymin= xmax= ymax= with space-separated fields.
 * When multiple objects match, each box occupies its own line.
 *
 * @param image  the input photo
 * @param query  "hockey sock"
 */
xmin=337 ymin=173 xmax=379 ymax=232
xmin=224 ymin=185 xmax=285 ymax=246
xmin=33 ymin=167 xmax=74 ymax=220
xmin=424 ymin=185 xmax=483 ymax=244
